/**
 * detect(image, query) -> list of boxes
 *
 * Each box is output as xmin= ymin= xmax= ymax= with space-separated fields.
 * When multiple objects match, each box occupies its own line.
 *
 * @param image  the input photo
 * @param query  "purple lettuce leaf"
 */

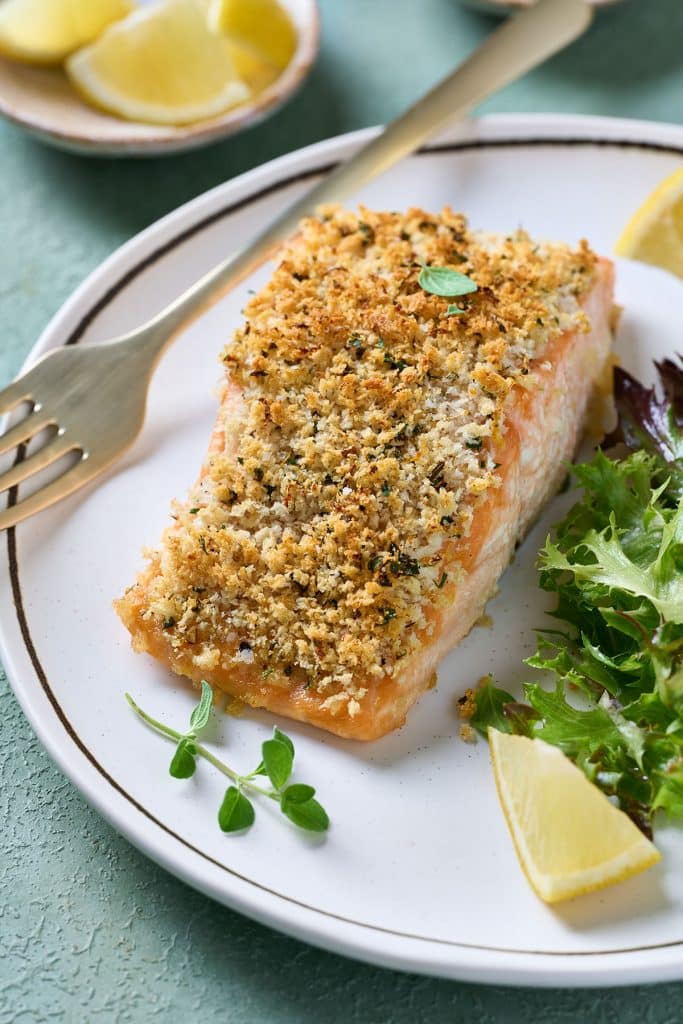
xmin=603 ymin=356 xmax=683 ymax=464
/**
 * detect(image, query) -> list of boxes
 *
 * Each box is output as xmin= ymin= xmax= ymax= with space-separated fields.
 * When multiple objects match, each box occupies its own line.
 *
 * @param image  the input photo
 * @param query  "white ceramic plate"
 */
xmin=0 ymin=0 xmax=318 ymax=156
xmin=2 ymin=114 xmax=683 ymax=987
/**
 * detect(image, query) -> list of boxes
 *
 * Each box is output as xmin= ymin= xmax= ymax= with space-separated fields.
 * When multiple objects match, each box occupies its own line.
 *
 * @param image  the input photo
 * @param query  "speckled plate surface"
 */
xmin=0 ymin=0 xmax=319 ymax=156
xmin=2 ymin=114 xmax=683 ymax=987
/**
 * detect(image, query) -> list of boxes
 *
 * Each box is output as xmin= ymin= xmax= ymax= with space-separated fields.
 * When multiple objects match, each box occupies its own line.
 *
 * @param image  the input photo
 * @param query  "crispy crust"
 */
xmin=116 ymin=246 xmax=614 ymax=740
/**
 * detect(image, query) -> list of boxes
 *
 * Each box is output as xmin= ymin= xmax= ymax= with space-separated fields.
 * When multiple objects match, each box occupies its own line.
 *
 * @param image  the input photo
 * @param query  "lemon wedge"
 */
xmin=489 ymin=728 xmax=660 ymax=903
xmin=615 ymin=166 xmax=683 ymax=278
xmin=196 ymin=0 xmax=279 ymax=93
xmin=225 ymin=38 xmax=279 ymax=94
xmin=66 ymin=0 xmax=251 ymax=127
xmin=209 ymin=0 xmax=296 ymax=70
xmin=0 ymin=0 xmax=132 ymax=64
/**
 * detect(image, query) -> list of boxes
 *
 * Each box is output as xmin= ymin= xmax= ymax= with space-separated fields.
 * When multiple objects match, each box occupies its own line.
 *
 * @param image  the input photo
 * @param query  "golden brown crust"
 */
xmin=116 ymin=206 xmax=607 ymax=736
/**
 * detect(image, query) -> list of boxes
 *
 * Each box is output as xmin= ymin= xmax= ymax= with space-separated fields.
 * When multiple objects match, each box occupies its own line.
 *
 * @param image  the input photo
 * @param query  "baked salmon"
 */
xmin=116 ymin=206 xmax=614 ymax=740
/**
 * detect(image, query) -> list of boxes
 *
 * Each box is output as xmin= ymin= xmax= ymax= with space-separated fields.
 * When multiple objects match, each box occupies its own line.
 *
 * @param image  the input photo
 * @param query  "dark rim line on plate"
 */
xmin=7 ymin=135 xmax=683 ymax=960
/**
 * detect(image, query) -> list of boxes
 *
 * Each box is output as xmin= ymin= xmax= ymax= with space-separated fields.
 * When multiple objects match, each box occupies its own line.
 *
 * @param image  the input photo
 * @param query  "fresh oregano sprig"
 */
xmin=125 ymin=684 xmax=329 ymax=835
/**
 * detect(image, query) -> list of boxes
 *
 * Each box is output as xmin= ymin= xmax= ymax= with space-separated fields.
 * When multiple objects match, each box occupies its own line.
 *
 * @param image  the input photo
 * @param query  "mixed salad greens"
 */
xmin=472 ymin=357 xmax=683 ymax=836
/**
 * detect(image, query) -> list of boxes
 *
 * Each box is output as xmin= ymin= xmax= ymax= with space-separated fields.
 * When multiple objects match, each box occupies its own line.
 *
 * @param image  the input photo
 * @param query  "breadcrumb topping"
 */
xmin=137 ymin=206 xmax=596 ymax=711
xmin=457 ymin=687 xmax=478 ymax=721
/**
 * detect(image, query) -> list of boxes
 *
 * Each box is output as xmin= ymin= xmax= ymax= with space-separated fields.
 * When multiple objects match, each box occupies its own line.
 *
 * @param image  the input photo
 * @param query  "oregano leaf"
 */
xmin=418 ymin=266 xmax=478 ymax=298
xmin=273 ymin=727 xmax=295 ymax=757
xmin=281 ymin=793 xmax=329 ymax=833
xmin=169 ymin=736 xmax=197 ymax=779
xmin=281 ymin=783 xmax=315 ymax=804
xmin=262 ymin=737 xmax=293 ymax=790
xmin=218 ymin=787 xmax=255 ymax=833
xmin=189 ymin=680 xmax=213 ymax=732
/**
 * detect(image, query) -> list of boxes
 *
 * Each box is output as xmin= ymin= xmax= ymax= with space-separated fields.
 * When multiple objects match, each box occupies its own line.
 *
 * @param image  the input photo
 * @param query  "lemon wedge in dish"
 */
xmin=67 ymin=0 xmax=250 ymax=126
xmin=225 ymin=38 xmax=280 ymax=94
xmin=0 ymin=0 xmax=131 ymax=64
xmin=489 ymin=728 xmax=660 ymax=904
xmin=209 ymin=0 xmax=297 ymax=71
xmin=615 ymin=166 xmax=683 ymax=278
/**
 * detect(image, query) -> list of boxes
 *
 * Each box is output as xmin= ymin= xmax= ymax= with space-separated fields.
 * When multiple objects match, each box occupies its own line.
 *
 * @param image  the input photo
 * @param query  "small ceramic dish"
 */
xmin=0 ymin=0 xmax=319 ymax=156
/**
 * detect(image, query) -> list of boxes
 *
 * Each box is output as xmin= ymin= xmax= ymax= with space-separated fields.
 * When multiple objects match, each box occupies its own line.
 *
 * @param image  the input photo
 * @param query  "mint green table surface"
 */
xmin=2 ymin=1 xmax=683 ymax=1019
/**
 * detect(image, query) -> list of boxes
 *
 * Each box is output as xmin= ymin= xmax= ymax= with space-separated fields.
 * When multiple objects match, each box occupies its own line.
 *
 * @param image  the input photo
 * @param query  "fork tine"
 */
xmin=0 ymin=411 xmax=54 ymax=457
xmin=0 ymin=377 xmax=34 ymax=417
xmin=0 ymin=456 xmax=97 ymax=532
xmin=0 ymin=436 xmax=77 ymax=495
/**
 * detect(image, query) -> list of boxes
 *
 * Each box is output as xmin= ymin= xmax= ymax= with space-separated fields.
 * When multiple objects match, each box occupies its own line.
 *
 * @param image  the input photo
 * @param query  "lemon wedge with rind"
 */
xmin=0 ymin=0 xmax=132 ymax=65
xmin=615 ymin=166 xmax=683 ymax=278
xmin=489 ymin=728 xmax=660 ymax=904
xmin=209 ymin=0 xmax=296 ymax=71
xmin=67 ymin=0 xmax=250 ymax=127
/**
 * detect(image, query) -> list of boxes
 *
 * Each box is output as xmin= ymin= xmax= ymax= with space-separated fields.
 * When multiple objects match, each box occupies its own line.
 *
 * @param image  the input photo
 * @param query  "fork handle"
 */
xmin=130 ymin=0 xmax=591 ymax=357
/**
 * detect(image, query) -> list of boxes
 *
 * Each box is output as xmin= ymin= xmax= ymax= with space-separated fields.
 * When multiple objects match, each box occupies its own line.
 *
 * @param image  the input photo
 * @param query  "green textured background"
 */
xmin=2 ymin=1 xmax=683 ymax=1019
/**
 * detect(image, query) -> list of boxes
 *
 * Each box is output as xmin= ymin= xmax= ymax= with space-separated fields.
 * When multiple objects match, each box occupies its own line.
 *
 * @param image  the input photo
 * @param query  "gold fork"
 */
xmin=0 ymin=0 xmax=590 ymax=531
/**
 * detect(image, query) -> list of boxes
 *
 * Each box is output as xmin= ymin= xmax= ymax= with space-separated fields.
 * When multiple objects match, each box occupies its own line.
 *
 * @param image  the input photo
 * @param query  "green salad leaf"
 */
xmin=472 ymin=357 xmax=683 ymax=834
xmin=540 ymin=500 xmax=683 ymax=623
xmin=470 ymin=677 xmax=515 ymax=735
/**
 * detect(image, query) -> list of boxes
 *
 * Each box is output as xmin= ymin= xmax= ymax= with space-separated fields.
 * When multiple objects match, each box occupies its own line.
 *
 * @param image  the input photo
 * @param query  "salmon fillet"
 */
xmin=116 ymin=206 xmax=614 ymax=740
